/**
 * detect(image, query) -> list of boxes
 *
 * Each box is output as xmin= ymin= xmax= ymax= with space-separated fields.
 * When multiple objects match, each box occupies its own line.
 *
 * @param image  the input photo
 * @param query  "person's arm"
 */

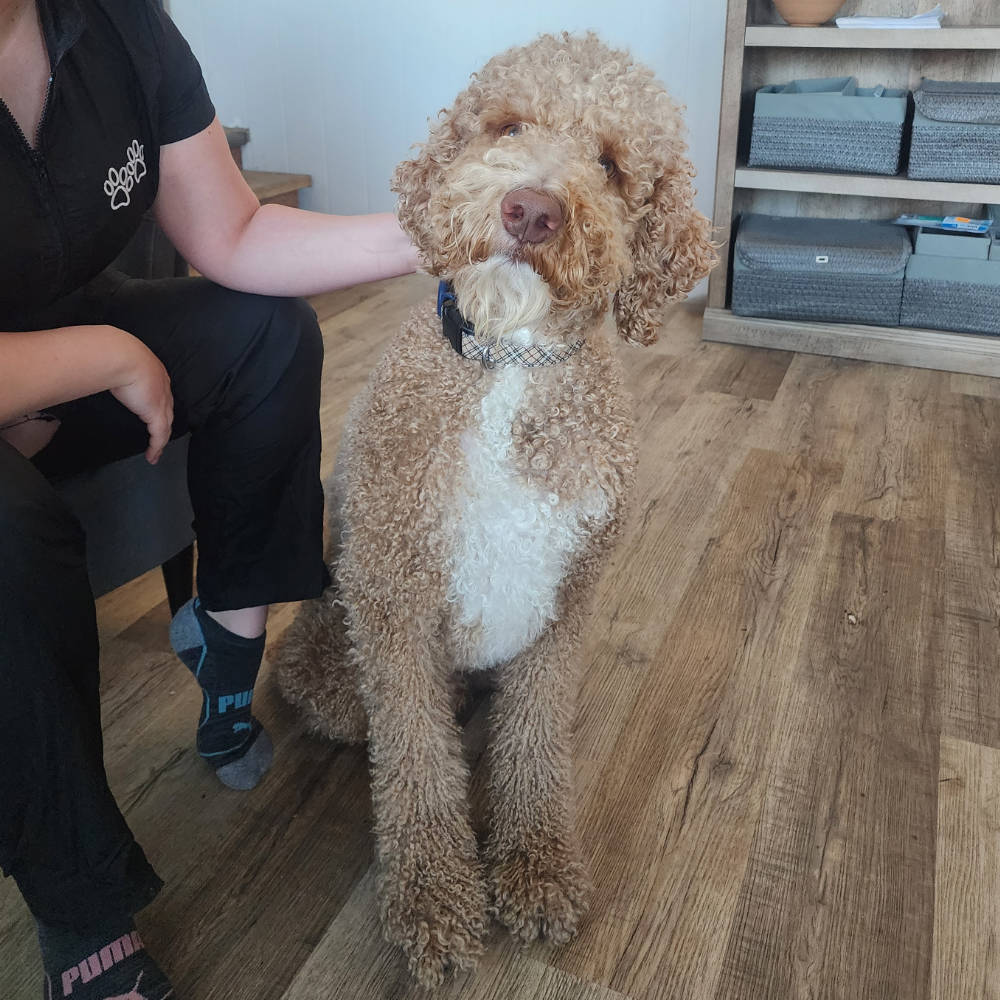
xmin=0 ymin=326 xmax=174 ymax=463
xmin=153 ymin=117 xmax=420 ymax=297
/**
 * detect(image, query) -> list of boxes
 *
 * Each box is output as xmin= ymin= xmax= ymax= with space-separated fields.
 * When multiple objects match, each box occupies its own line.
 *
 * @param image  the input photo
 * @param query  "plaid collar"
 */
xmin=436 ymin=281 xmax=584 ymax=370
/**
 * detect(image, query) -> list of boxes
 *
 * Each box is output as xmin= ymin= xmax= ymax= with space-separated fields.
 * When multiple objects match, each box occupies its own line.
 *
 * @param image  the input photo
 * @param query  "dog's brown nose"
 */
xmin=501 ymin=188 xmax=563 ymax=245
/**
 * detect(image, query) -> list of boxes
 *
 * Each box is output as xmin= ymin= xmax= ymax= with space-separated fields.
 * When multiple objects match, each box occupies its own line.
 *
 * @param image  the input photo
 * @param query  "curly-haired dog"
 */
xmin=273 ymin=32 xmax=716 ymax=986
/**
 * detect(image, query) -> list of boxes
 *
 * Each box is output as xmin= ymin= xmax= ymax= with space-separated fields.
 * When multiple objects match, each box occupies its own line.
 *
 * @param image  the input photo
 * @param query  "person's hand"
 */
xmin=109 ymin=332 xmax=174 ymax=464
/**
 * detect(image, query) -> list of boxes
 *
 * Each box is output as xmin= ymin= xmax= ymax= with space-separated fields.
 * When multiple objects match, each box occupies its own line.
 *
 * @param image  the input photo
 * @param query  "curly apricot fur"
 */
xmin=393 ymin=32 xmax=717 ymax=344
xmin=272 ymin=33 xmax=716 ymax=988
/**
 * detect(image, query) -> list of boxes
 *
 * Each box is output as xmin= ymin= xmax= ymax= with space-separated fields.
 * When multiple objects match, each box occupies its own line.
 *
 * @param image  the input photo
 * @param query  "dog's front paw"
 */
xmin=490 ymin=836 xmax=591 ymax=946
xmin=380 ymin=854 xmax=489 ymax=986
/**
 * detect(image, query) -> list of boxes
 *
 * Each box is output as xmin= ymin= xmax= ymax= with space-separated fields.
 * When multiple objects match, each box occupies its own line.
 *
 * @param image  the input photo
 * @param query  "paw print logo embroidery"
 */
xmin=103 ymin=139 xmax=146 ymax=211
xmin=103 ymin=166 xmax=134 ymax=210
xmin=127 ymin=139 xmax=147 ymax=183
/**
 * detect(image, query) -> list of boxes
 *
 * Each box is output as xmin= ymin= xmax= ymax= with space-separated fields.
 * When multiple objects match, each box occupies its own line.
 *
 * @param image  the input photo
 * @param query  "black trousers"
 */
xmin=0 ymin=272 xmax=330 ymax=928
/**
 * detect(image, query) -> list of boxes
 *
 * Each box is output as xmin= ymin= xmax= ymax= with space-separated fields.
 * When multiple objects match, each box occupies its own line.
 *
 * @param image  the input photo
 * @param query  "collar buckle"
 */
xmin=438 ymin=280 xmax=471 ymax=356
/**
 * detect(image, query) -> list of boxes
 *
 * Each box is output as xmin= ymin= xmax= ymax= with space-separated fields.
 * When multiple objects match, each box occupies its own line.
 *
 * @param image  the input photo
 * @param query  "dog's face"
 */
xmin=393 ymin=33 xmax=717 ymax=345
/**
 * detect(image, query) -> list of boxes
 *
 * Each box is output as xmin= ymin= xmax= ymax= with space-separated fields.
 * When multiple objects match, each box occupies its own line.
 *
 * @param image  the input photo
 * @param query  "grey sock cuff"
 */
xmin=168 ymin=598 xmax=203 ymax=662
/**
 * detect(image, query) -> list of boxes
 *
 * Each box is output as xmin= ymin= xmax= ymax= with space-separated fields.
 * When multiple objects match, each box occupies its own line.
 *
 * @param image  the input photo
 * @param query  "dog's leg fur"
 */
xmin=355 ymin=613 xmax=489 ymax=985
xmin=485 ymin=598 xmax=592 ymax=945
xmin=271 ymin=576 xmax=367 ymax=744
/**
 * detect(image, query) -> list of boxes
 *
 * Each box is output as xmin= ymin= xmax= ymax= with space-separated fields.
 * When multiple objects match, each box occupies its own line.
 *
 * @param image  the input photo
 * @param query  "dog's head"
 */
xmin=393 ymin=32 xmax=717 ymax=345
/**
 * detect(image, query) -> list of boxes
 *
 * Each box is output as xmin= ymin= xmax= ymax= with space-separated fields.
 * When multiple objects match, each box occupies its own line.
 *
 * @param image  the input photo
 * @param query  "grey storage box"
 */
xmin=901 ymin=255 xmax=1000 ymax=336
xmin=748 ymin=77 xmax=908 ymax=175
xmin=908 ymin=80 xmax=1000 ymax=183
xmin=914 ymin=227 xmax=991 ymax=260
xmin=732 ymin=214 xmax=911 ymax=326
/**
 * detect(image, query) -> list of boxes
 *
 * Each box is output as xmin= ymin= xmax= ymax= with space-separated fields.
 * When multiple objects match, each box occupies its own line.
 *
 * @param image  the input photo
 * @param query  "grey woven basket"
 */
xmin=732 ymin=214 xmax=911 ymax=327
xmin=901 ymin=255 xmax=1000 ymax=335
xmin=914 ymin=79 xmax=1000 ymax=123
xmin=908 ymin=79 xmax=1000 ymax=183
xmin=749 ymin=77 xmax=907 ymax=175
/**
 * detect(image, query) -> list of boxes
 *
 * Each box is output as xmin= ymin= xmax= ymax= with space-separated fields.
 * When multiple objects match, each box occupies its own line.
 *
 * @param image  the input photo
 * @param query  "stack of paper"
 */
xmin=836 ymin=4 xmax=943 ymax=28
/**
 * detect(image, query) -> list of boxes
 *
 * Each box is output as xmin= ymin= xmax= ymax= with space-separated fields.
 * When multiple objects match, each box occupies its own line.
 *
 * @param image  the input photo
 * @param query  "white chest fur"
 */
xmin=446 ymin=365 xmax=607 ymax=670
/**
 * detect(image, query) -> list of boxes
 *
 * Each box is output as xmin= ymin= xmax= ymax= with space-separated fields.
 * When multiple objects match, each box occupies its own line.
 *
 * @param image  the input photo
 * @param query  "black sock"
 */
xmin=37 ymin=916 xmax=172 ymax=1000
xmin=169 ymin=598 xmax=268 ymax=773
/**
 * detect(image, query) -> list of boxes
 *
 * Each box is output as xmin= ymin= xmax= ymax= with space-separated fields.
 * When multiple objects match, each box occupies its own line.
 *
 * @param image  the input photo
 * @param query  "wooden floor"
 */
xmin=3 ymin=272 xmax=1000 ymax=999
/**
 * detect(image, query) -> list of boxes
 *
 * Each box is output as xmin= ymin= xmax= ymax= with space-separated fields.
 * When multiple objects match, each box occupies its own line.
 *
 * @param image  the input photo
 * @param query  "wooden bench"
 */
xmin=225 ymin=125 xmax=312 ymax=209
xmin=244 ymin=170 xmax=312 ymax=208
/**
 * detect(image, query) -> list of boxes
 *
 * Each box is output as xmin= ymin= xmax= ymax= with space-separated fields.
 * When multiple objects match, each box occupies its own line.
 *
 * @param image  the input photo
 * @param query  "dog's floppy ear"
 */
xmin=613 ymin=160 xmax=718 ymax=346
xmin=391 ymin=110 xmax=465 ymax=268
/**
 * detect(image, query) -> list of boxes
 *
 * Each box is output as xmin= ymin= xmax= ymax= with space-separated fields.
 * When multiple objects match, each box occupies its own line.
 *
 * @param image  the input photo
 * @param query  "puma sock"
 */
xmin=37 ymin=916 xmax=172 ymax=1000
xmin=169 ymin=597 xmax=273 ymax=790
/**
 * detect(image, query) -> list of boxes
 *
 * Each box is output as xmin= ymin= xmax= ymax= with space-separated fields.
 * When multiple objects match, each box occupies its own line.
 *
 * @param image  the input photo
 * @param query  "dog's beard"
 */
xmin=452 ymin=257 xmax=552 ymax=343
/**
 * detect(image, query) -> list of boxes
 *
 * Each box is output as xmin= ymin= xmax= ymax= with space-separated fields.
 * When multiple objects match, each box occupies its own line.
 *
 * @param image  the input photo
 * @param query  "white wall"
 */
xmin=169 ymin=1 xmax=727 ymax=222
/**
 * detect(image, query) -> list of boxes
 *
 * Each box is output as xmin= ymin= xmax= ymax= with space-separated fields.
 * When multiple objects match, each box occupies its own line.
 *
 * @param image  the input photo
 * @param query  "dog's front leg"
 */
xmin=486 ymin=609 xmax=591 ymax=946
xmin=359 ymin=622 xmax=488 ymax=986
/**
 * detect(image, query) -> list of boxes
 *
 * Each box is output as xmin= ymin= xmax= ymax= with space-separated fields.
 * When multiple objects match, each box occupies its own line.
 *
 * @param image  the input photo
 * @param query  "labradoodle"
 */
xmin=272 ymin=31 xmax=716 ymax=986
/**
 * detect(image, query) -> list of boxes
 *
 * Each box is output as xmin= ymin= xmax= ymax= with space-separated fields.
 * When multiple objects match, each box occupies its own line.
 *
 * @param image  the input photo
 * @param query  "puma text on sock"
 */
xmin=169 ymin=597 xmax=272 ymax=790
xmin=38 ymin=917 xmax=173 ymax=999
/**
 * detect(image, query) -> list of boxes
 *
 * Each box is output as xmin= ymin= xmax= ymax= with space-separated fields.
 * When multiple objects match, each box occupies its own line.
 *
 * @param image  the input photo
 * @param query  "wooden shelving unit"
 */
xmin=734 ymin=167 xmax=1000 ymax=203
xmin=745 ymin=25 xmax=1000 ymax=48
xmin=704 ymin=0 xmax=1000 ymax=376
xmin=702 ymin=309 xmax=1000 ymax=375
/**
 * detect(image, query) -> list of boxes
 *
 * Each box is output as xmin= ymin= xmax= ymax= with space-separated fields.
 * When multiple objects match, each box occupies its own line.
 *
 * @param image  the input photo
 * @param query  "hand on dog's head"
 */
xmin=392 ymin=32 xmax=718 ymax=346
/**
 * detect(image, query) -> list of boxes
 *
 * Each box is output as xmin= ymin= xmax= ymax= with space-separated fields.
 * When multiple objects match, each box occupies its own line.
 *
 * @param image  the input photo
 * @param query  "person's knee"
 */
xmin=177 ymin=287 xmax=324 ymax=440
xmin=257 ymin=296 xmax=324 ymax=435
xmin=227 ymin=292 xmax=323 ymax=399
xmin=268 ymin=295 xmax=324 ymax=382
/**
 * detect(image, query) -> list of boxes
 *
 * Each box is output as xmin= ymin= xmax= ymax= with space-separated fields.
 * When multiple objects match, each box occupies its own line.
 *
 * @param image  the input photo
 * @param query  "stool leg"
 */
xmin=162 ymin=544 xmax=195 ymax=617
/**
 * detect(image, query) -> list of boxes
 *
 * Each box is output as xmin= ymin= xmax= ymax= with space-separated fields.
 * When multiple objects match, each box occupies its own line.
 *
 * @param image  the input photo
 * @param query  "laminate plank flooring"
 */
xmin=944 ymin=393 xmax=1000 ymax=750
xmin=559 ymin=449 xmax=842 ymax=998
xmin=931 ymin=736 xmax=1000 ymax=1000
xmin=714 ymin=514 xmax=942 ymax=1000
xmin=2 ymin=272 xmax=996 ymax=1000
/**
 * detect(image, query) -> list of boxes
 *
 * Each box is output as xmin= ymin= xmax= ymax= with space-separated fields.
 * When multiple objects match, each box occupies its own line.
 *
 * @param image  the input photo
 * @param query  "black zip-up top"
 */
xmin=0 ymin=0 xmax=215 ymax=323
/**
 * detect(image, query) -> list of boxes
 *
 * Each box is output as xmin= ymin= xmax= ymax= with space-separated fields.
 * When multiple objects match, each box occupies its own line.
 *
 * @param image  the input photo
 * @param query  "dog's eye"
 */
xmin=499 ymin=123 xmax=523 ymax=138
xmin=598 ymin=155 xmax=618 ymax=179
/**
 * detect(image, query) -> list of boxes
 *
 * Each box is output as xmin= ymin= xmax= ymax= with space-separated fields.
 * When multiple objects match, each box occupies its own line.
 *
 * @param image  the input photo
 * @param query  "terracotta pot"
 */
xmin=772 ymin=0 xmax=845 ymax=26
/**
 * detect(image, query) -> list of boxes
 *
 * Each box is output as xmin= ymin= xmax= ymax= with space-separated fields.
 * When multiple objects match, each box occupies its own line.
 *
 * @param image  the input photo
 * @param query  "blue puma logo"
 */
xmin=232 ymin=721 xmax=252 ymax=734
xmin=217 ymin=690 xmax=253 ymax=714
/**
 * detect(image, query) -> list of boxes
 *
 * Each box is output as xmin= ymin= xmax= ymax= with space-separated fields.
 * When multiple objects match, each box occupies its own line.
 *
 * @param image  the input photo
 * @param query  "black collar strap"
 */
xmin=437 ymin=281 xmax=473 ymax=357
xmin=435 ymin=280 xmax=585 ymax=370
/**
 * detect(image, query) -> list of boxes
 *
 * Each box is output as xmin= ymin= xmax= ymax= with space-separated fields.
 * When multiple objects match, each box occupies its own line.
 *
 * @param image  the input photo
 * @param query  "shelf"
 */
xmin=708 ymin=0 xmax=1000 ymax=368
xmin=734 ymin=167 xmax=1000 ymax=204
xmin=702 ymin=308 xmax=1000 ymax=377
xmin=745 ymin=26 xmax=1000 ymax=49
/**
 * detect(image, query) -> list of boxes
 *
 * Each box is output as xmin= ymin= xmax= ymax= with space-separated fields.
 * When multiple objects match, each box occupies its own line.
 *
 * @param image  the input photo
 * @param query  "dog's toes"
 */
xmin=381 ymin=860 xmax=489 ymax=985
xmin=407 ymin=915 xmax=486 ymax=988
xmin=490 ymin=840 xmax=591 ymax=946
